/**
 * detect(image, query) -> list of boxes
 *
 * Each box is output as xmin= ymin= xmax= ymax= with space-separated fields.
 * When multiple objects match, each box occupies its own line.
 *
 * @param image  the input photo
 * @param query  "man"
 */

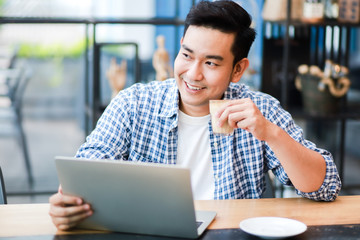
xmin=49 ymin=0 xmax=341 ymax=231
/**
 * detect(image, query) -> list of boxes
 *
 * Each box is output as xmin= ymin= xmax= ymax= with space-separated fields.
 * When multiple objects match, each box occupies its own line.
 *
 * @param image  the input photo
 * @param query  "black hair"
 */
xmin=184 ymin=0 xmax=256 ymax=66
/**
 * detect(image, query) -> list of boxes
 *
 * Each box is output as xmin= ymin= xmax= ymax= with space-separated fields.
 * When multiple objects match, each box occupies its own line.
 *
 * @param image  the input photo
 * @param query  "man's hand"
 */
xmin=215 ymin=98 xmax=273 ymax=141
xmin=48 ymin=186 xmax=93 ymax=231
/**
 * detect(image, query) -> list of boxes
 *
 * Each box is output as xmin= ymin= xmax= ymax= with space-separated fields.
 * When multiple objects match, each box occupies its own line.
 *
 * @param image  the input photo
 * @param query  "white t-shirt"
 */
xmin=176 ymin=110 xmax=215 ymax=200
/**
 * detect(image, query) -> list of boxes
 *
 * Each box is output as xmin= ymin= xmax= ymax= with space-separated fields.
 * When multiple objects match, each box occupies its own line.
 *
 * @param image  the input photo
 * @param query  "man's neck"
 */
xmin=179 ymin=104 xmax=210 ymax=117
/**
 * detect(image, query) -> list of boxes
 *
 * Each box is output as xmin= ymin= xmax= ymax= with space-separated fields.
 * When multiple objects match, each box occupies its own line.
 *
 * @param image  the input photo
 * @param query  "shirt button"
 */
xmin=213 ymin=142 xmax=218 ymax=147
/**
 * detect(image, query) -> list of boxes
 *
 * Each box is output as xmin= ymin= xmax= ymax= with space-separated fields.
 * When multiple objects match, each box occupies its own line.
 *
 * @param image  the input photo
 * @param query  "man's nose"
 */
xmin=187 ymin=62 xmax=203 ymax=81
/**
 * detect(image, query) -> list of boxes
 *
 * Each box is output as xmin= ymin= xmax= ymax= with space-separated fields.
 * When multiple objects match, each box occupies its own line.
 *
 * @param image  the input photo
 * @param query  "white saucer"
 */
xmin=239 ymin=217 xmax=307 ymax=239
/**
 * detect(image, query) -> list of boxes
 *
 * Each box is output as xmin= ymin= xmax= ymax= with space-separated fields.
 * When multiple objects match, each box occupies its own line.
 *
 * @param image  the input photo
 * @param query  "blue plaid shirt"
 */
xmin=76 ymin=79 xmax=341 ymax=201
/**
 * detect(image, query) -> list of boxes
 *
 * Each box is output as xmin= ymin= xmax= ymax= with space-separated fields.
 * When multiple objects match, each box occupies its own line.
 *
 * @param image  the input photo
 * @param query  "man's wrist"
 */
xmin=263 ymin=122 xmax=283 ymax=144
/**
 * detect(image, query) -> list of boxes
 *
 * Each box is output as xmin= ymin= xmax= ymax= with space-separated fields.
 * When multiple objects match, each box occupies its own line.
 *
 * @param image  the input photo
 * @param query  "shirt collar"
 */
xmin=157 ymin=78 xmax=179 ymax=118
xmin=223 ymin=82 xmax=247 ymax=99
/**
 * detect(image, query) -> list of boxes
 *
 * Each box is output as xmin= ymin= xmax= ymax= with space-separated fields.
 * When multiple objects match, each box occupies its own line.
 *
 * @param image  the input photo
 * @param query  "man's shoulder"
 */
xmin=119 ymin=78 xmax=176 ymax=99
xmin=228 ymin=83 xmax=280 ymax=104
xmin=111 ymin=78 xmax=178 ymax=116
xmin=129 ymin=78 xmax=175 ymax=91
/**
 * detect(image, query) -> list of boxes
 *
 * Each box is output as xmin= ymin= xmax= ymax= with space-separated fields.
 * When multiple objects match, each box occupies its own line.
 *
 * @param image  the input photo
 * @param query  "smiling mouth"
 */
xmin=185 ymin=82 xmax=205 ymax=91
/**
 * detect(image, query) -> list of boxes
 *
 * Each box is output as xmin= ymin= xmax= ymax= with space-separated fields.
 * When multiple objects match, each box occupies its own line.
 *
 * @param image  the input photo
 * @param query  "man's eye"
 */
xmin=206 ymin=61 xmax=218 ymax=67
xmin=182 ymin=53 xmax=190 ymax=59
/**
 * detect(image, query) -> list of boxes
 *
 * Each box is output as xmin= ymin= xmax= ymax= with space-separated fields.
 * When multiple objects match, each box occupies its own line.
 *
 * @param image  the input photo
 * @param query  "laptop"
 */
xmin=55 ymin=156 xmax=216 ymax=239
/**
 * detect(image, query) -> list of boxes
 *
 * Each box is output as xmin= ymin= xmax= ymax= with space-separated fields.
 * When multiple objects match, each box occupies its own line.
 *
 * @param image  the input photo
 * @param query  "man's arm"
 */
xmin=261 ymin=121 xmax=326 ymax=192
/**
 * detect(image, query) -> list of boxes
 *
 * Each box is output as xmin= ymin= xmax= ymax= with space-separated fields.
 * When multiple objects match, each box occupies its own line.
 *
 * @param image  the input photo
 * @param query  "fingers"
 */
xmin=228 ymin=111 xmax=248 ymax=128
xmin=49 ymin=192 xmax=93 ymax=231
xmin=216 ymin=99 xmax=248 ymax=127
xmin=235 ymin=115 xmax=252 ymax=130
xmin=58 ymin=185 xmax=63 ymax=194
xmin=212 ymin=98 xmax=271 ymax=141
xmin=215 ymin=98 xmax=262 ymax=130
xmin=50 ymin=204 xmax=92 ymax=231
xmin=49 ymin=191 xmax=82 ymax=206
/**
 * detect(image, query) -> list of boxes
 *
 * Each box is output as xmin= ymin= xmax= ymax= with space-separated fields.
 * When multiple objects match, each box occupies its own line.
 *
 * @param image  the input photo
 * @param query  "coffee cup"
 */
xmin=209 ymin=100 xmax=234 ymax=136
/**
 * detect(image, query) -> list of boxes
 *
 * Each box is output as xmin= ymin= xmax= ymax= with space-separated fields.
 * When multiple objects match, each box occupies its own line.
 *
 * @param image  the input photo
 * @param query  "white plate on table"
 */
xmin=239 ymin=217 xmax=307 ymax=239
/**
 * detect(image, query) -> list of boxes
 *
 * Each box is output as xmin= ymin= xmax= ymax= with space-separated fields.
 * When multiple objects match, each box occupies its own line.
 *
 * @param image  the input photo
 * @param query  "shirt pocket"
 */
xmin=129 ymin=148 xmax=153 ymax=163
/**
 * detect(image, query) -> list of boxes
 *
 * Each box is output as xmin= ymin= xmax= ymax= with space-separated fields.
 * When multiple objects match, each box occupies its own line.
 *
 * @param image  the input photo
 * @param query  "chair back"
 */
xmin=12 ymin=67 xmax=32 ymax=114
xmin=0 ymin=166 xmax=7 ymax=204
xmin=262 ymin=172 xmax=275 ymax=198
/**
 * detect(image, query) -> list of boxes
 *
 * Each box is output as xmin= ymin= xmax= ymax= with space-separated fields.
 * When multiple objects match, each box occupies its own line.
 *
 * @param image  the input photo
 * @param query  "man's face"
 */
xmin=174 ymin=26 xmax=242 ymax=117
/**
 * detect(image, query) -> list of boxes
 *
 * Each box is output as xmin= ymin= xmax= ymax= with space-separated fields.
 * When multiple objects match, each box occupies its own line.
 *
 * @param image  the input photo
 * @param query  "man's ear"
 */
xmin=231 ymin=58 xmax=249 ymax=83
xmin=180 ymin=37 xmax=184 ymax=45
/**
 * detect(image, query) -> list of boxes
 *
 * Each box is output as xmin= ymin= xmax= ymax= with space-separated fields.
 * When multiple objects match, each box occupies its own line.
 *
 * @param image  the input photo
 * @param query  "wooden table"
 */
xmin=0 ymin=196 xmax=359 ymax=238
xmin=195 ymin=195 xmax=360 ymax=229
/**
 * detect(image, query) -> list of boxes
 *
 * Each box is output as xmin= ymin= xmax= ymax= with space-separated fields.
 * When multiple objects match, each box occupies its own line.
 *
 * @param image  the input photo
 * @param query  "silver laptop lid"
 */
xmin=55 ymin=156 xmax=215 ymax=238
